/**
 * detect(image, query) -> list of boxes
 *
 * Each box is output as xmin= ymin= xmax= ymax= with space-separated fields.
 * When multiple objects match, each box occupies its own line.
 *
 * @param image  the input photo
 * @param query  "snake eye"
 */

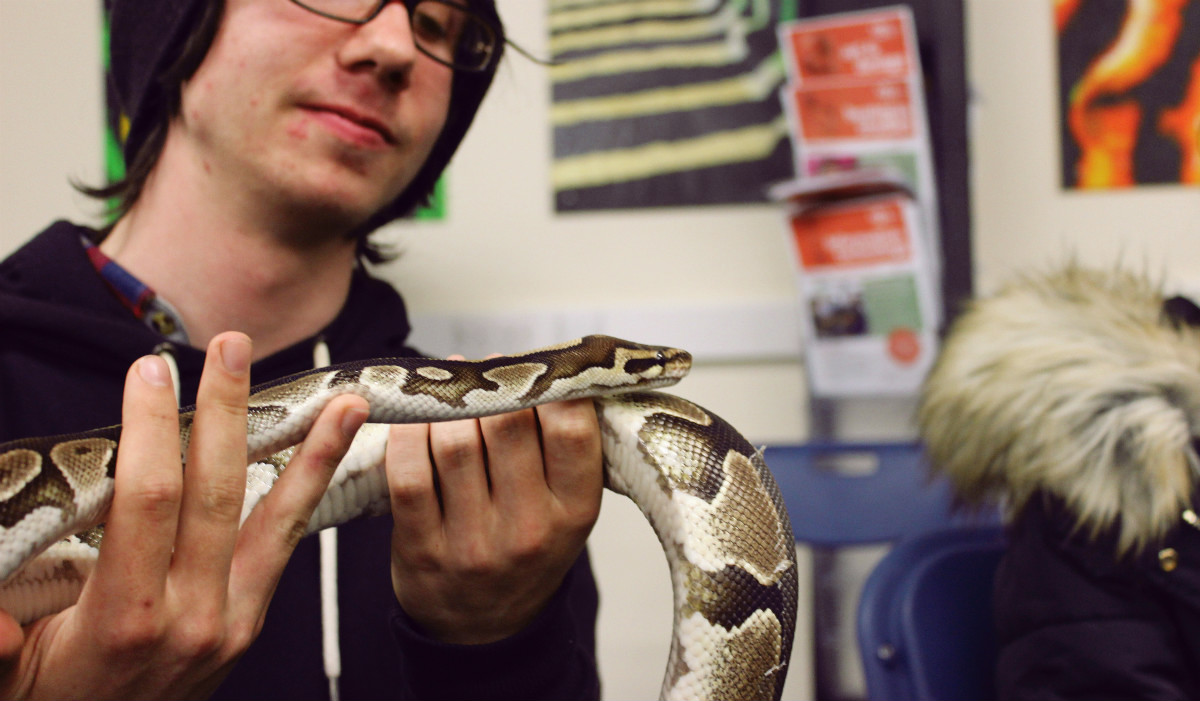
xmin=624 ymin=354 xmax=666 ymax=376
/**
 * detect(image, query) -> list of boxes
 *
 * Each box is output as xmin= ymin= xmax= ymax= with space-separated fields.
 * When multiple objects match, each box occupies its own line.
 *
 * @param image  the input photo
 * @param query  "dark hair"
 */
xmin=81 ymin=0 xmax=223 ymax=234
xmin=86 ymin=0 xmax=504 ymax=264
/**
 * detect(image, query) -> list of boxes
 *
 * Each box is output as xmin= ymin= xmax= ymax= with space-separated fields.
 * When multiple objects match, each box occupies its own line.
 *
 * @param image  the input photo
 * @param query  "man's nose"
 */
xmin=338 ymin=2 xmax=420 ymax=89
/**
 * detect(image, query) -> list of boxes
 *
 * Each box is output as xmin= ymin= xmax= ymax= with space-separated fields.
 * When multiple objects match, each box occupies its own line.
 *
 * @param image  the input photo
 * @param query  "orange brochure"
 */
xmin=782 ymin=10 xmax=913 ymax=84
xmin=789 ymin=81 xmax=917 ymax=143
xmin=783 ymin=195 xmax=938 ymax=396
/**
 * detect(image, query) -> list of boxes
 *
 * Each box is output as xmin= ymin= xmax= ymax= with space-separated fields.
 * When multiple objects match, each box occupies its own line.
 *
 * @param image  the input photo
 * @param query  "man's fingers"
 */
xmin=386 ymin=423 xmax=443 ymax=533
xmin=232 ymin=395 xmax=368 ymax=609
xmin=172 ymin=333 xmax=254 ymax=593
xmin=87 ymin=354 xmax=184 ymax=615
xmin=427 ymin=419 xmax=491 ymax=534
xmin=536 ymin=399 xmax=603 ymax=506
xmin=480 ymin=409 xmax=545 ymax=509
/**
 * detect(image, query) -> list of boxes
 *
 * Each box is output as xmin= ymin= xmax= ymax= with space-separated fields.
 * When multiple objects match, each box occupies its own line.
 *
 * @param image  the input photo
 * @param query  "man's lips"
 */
xmin=301 ymin=104 xmax=396 ymax=146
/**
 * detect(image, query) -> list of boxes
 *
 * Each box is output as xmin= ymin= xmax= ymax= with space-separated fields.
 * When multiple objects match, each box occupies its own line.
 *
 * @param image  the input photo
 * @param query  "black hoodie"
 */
xmin=0 ymin=221 xmax=600 ymax=700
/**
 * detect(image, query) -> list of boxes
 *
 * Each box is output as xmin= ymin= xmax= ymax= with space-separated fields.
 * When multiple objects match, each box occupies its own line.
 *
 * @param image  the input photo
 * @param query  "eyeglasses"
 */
xmin=289 ymin=0 xmax=501 ymax=72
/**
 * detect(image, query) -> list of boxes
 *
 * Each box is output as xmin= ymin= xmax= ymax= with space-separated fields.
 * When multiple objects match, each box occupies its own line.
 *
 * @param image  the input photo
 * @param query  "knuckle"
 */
xmin=224 ymin=618 xmax=260 ymax=655
xmin=431 ymin=427 xmax=481 ymax=469
xmin=563 ymin=513 xmax=599 ymax=544
xmin=483 ymin=410 xmax=533 ymax=446
xmin=272 ymin=515 xmax=310 ymax=551
xmin=129 ymin=474 xmax=183 ymax=514
xmin=389 ymin=479 xmax=433 ymax=510
xmin=293 ymin=436 xmax=346 ymax=478
xmin=575 ymin=500 xmax=602 ymax=530
xmin=541 ymin=411 xmax=599 ymax=458
xmin=565 ymin=490 xmax=603 ymax=526
xmin=452 ymin=539 xmax=500 ymax=576
xmin=198 ymin=481 xmax=246 ymax=519
xmin=538 ymin=500 xmax=597 ymax=544
xmin=395 ymin=542 xmax=442 ymax=574
xmin=100 ymin=614 xmax=167 ymax=653
xmin=508 ymin=526 xmax=551 ymax=565
xmin=563 ymin=512 xmax=600 ymax=545
xmin=171 ymin=617 xmax=225 ymax=661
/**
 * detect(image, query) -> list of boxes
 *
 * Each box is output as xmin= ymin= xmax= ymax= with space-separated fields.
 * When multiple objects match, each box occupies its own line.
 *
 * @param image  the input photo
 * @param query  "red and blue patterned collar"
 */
xmin=83 ymin=236 xmax=190 ymax=344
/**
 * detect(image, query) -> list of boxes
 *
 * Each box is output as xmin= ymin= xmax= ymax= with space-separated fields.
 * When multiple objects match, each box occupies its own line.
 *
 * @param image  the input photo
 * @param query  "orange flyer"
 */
xmin=791 ymin=81 xmax=915 ymax=142
xmin=782 ymin=195 xmax=938 ymax=396
xmin=785 ymin=12 xmax=911 ymax=84
xmin=790 ymin=199 xmax=911 ymax=270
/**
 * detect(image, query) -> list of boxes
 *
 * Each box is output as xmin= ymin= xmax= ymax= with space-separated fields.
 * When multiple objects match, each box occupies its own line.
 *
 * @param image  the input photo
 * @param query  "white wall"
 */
xmin=0 ymin=2 xmax=107 ymax=236
xmin=9 ymin=1 xmax=1197 ymax=699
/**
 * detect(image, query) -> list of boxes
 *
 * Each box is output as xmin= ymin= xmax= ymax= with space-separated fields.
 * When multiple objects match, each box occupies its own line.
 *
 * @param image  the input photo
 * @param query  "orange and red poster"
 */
xmin=1058 ymin=0 xmax=1200 ymax=188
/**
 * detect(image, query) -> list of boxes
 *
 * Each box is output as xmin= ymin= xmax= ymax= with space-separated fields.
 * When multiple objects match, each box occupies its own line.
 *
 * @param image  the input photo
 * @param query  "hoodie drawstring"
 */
xmin=312 ymin=337 xmax=342 ymax=701
xmin=153 ymin=343 xmax=181 ymax=407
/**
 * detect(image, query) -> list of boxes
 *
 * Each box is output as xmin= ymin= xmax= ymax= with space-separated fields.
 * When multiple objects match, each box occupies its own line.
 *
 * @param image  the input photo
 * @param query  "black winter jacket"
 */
xmin=917 ymin=266 xmax=1200 ymax=700
xmin=995 ymin=493 xmax=1200 ymax=699
xmin=0 ymin=221 xmax=601 ymax=701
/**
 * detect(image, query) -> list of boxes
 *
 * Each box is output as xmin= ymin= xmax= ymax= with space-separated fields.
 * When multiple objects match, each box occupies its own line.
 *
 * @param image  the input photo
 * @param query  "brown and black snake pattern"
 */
xmin=0 ymin=336 xmax=798 ymax=700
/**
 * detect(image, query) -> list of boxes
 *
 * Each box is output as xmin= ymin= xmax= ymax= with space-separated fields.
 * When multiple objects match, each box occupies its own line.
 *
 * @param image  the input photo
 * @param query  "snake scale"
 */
xmin=0 ymin=335 xmax=798 ymax=700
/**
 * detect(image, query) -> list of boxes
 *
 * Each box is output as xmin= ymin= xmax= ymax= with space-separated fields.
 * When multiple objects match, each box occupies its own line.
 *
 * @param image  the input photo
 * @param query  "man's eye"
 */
xmin=413 ymin=10 xmax=450 ymax=42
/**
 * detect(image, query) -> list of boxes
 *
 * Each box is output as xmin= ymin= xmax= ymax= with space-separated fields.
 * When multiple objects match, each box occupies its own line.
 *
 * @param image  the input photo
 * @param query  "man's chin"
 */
xmin=269 ymin=194 xmax=375 ymax=243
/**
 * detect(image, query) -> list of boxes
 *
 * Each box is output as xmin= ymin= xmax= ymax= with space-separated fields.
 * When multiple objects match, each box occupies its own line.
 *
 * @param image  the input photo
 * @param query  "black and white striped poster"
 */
xmin=549 ymin=0 xmax=799 ymax=211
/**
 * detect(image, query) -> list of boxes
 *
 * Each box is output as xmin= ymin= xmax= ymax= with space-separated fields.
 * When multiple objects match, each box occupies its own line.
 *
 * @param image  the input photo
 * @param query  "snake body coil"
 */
xmin=0 ymin=335 xmax=798 ymax=700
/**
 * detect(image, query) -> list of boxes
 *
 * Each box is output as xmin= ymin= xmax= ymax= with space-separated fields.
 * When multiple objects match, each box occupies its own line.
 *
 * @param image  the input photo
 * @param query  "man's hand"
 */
xmin=0 ymin=332 xmax=368 ymax=699
xmin=386 ymin=393 xmax=603 ymax=645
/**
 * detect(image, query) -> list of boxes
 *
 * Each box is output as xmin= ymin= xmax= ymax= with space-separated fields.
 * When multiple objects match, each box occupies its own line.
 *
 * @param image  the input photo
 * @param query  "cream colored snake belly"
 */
xmin=0 ymin=335 xmax=798 ymax=700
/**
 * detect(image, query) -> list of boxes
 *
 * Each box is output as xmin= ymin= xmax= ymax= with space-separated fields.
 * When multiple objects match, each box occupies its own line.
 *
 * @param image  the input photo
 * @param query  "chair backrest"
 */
xmin=763 ymin=442 xmax=970 ymax=546
xmin=857 ymin=525 xmax=1006 ymax=701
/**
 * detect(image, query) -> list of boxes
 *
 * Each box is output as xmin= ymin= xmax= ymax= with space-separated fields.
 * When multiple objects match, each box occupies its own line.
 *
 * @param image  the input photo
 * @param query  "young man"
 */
xmin=0 ymin=1 xmax=604 ymax=698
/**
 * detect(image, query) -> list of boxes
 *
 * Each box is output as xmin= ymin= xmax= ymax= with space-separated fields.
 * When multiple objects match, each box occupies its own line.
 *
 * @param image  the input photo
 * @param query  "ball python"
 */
xmin=0 ymin=335 xmax=798 ymax=700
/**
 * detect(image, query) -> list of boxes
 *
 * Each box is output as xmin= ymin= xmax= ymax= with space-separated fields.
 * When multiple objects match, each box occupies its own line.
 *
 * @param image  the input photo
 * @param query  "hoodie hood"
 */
xmin=0 ymin=220 xmax=417 ymax=441
xmin=918 ymin=265 xmax=1200 ymax=554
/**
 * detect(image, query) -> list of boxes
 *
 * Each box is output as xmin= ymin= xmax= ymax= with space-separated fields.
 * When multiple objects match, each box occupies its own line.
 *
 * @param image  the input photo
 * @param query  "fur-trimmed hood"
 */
xmin=918 ymin=265 xmax=1200 ymax=553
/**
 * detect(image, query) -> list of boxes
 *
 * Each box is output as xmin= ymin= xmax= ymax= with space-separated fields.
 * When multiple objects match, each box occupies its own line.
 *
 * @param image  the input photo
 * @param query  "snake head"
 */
xmin=585 ymin=335 xmax=692 ymax=387
xmin=486 ymin=335 xmax=693 ymax=403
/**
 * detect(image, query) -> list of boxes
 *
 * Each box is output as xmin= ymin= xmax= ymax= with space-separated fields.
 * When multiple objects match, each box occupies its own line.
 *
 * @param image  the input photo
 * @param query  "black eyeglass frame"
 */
xmin=288 ymin=0 xmax=503 ymax=73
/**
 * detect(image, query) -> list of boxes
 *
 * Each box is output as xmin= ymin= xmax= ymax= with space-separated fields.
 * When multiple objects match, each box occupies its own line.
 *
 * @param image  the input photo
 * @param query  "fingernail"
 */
xmin=137 ymin=355 xmax=171 ymax=387
xmin=221 ymin=336 xmax=252 ymax=375
xmin=341 ymin=406 xmax=369 ymax=438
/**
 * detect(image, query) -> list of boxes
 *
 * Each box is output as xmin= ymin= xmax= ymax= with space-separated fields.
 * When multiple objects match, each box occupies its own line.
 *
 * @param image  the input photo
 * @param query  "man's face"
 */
xmin=172 ymin=0 xmax=453 ymax=229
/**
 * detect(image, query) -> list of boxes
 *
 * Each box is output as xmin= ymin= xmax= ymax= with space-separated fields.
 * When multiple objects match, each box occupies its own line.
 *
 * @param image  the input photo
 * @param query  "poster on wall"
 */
xmin=784 ymin=194 xmax=938 ymax=397
xmin=550 ymin=0 xmax=799 ymax=211
xmin=1058 ymin=0 xmax=1200 ymax=188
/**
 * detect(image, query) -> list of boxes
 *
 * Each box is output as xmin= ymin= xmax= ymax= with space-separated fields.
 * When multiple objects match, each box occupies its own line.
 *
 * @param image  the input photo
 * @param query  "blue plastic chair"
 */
xmin=857 ymin=525 xmax=1006 ymax=701
xmin=764 ymin=442 xmax=998 ymax=700
xmin=763 ymin=442 xmax=967 ymax=547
